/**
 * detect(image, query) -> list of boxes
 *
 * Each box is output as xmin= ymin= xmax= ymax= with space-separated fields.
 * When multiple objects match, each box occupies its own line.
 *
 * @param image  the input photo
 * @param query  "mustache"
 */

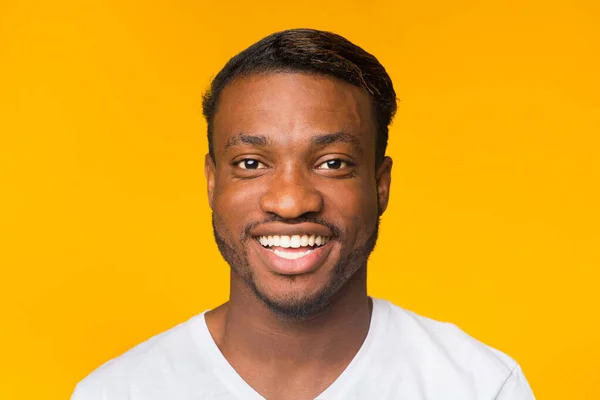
xmin=242 ymin=214 xmax=343 ymax=241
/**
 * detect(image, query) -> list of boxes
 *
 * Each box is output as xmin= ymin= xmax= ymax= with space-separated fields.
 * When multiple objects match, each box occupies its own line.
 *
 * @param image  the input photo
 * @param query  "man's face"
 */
xmin=205 ymin=73 xmax=392 ymax=318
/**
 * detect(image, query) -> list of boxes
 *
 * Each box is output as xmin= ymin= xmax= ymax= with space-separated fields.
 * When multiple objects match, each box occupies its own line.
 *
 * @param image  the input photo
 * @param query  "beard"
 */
xmin=212 ymin=213 xmax=379 ymax=320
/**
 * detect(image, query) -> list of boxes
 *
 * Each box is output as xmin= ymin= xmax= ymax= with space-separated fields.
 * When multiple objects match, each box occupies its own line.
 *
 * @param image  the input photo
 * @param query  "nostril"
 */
xmin=259 ymin=188 xmax=323 ymax=219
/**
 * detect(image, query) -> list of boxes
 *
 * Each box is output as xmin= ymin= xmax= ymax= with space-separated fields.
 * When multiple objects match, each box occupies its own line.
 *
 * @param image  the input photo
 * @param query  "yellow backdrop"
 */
xmin=1 ymin=0 xmax=599 ymax=399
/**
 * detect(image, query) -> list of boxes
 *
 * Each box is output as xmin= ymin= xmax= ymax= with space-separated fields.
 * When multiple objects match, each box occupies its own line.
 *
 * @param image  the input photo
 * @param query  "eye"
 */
xmin=236 ymin=159 xmax=267 ymax=170
xmin=316 ymin=159 xmax=348 ymax=170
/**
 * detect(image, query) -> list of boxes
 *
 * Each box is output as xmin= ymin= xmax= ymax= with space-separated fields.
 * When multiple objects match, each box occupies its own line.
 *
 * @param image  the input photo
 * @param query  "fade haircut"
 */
xmin=202 ymin=28 xmax=397 ymax=165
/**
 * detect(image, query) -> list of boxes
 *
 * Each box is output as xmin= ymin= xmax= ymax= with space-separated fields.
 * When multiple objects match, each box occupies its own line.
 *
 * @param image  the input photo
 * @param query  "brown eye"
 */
xmin=236 ymin=159 xmax=266 ymax=170
xmin=317 ymin=159 xmax=347 ymax=170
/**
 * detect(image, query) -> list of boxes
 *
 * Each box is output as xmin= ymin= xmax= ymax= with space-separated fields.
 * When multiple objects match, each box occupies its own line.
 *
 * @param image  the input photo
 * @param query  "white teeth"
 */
xmin=257 ymin=234 xmax=330 ymax=248
xmin=300 ymin=235 xmax=308 ymax=246
xmin=274 ymin=249 xmax=314 ymax=260
xmin=290 ymin=235 xmax=301 ymax=248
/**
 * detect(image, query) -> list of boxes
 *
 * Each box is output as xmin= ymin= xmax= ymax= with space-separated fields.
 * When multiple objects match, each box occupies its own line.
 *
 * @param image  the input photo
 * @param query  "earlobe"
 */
xmin=205 ymin=153 xmax=216 ymax=210
xmin=376 ymin=156 xmax=393 ymax=215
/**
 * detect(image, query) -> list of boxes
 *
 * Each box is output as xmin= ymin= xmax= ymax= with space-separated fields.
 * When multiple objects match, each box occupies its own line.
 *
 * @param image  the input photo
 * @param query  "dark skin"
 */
xmin=204 ymin=73 xmax=392 ymax=400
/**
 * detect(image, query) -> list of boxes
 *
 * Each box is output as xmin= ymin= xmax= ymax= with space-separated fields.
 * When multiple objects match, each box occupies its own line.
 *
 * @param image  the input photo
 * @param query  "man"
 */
xmin=72 ymin=28 xmax=535 ymax=399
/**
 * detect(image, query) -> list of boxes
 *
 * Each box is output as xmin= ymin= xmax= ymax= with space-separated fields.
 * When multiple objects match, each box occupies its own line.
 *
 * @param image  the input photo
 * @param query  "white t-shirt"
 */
xmin=71 ymin=298 xmax=535 ymax=399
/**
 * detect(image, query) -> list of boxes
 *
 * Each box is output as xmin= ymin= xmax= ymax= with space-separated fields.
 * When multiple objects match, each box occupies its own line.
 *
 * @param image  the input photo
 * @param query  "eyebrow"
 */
xmin=223 ymin=131 xmax=362 ymax=153
xmin=224 ymin=133 xmax=271 ymax=150
xmin=311 ymin=132 xmax=362 ymax=154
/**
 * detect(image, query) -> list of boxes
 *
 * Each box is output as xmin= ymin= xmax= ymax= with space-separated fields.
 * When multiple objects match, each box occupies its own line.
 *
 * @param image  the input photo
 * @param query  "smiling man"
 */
xmin=72 ymin=29 xmax=535 ymax=400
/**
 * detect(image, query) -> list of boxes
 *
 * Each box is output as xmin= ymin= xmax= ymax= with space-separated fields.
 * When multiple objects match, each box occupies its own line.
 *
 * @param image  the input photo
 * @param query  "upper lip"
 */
xmin=251 ymin=222 xmax=333 ymax=238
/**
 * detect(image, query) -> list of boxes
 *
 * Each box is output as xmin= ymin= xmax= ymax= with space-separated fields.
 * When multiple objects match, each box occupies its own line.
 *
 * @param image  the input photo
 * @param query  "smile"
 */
xmin=253 ymin=234 xmax=333 ymax=274
xmin=256 ymin=234 xmax=330 ymax=260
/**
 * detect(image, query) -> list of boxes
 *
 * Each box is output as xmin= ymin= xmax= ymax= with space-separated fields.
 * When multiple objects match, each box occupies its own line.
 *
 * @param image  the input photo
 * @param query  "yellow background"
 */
xmin=1 ymin=0 xmax=599 ymax=398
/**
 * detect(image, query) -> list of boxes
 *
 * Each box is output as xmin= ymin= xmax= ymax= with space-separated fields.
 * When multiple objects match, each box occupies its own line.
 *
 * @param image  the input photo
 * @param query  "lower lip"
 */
xmin=252 ymin=240 xmax=334 ymax=276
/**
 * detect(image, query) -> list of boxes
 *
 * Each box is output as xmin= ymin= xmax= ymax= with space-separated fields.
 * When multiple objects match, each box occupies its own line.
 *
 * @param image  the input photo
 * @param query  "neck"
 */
xmin=206 ymin=266 xmax=372 ymax=367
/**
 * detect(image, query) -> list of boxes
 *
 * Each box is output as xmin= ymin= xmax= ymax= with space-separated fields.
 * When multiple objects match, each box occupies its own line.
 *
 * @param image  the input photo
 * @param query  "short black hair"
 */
xmin=202 ymin=28 xmax=397 ymax=165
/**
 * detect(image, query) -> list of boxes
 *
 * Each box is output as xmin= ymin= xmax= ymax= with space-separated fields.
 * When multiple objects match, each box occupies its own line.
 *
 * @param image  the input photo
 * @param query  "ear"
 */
xmin=204 ymin=153 xmax=216 ymax=210
xmin=375 ymin=156 xmax=393 ymax=216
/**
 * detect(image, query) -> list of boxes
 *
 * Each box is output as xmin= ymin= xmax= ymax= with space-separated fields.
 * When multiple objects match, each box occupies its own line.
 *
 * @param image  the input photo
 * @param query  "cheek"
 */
xmin=321 ymin=179 xmax=379 ymax=232
xmin=213 ymin=178 xmax=264 ymax=227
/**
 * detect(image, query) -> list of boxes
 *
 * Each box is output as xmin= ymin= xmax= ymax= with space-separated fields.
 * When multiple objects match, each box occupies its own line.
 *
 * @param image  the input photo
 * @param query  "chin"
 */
xmin=248 ymin=269 xmax=347 ymax=320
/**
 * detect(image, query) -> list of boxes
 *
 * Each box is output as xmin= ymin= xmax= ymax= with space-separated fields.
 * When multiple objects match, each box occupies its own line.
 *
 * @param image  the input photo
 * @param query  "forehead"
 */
xmin=212 ymin=73 xmax=376 ymax=150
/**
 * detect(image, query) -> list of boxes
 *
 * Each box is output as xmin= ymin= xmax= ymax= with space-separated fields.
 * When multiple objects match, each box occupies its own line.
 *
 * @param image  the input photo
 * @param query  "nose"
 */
xmin=259 ymin=166 xmax=323 ymax=219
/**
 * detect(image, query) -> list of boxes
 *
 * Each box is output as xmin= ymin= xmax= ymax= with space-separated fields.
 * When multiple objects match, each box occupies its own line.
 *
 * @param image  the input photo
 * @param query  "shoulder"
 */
xmin=71 ymin=314 xmax=208 ymax=400
xmin=372 ymin=298 xmax=534 ymax=398
xmin=376 ymin=298 xmax=518 ymax=372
